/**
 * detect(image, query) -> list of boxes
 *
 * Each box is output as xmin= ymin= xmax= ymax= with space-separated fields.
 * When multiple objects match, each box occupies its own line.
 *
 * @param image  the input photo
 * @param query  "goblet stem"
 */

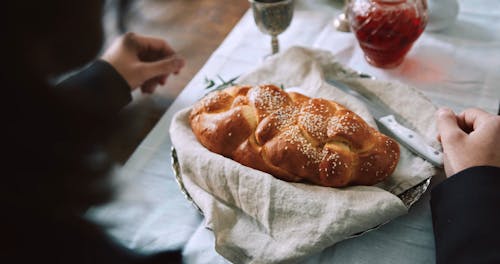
xmin=271 ymin=35 xmax=279 ymax=54
xmin=333 ymin=0 xmax=351 ymax=32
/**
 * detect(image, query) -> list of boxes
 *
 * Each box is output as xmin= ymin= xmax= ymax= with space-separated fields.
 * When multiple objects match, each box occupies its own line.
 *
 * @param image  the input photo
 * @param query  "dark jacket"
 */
xmin=2 ymin=60 xmax=181 ymax=263
xmin=431 ymin=166 xmax=500 ymax=264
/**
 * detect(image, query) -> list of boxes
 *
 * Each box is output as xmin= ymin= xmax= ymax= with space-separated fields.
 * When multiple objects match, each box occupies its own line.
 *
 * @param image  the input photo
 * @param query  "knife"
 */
xmin=327 ymin=79 xmax=444 ymax=168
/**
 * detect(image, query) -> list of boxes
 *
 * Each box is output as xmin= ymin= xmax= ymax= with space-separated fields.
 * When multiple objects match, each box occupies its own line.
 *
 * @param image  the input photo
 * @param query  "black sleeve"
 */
xmin=56 ymin=60 xmax=132 ymax=114
xmin=430 ymin=166 xmax=500 ymax=264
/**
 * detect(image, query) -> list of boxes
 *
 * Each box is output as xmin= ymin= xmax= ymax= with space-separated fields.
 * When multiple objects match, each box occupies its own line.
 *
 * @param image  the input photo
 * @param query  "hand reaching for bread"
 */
xmin=190 ymin=84 xmax=400 ymax=187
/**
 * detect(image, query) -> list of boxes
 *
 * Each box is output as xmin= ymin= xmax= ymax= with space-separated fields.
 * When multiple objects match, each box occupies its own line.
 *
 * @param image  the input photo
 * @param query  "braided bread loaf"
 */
xmin=189 ymin=84 xmax=400 ymax=187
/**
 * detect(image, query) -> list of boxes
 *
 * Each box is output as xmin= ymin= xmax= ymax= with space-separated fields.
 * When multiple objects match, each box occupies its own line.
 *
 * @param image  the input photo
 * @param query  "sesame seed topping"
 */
xmin=197 ymin=84 xmax=399 ymax=186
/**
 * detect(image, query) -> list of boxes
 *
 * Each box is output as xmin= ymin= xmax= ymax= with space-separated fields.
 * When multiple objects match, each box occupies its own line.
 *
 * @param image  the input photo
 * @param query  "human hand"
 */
xmin=436 ymin=107 xmax=500 ymax=177
xmin=101 ymin=32 xmax=185 ymax=93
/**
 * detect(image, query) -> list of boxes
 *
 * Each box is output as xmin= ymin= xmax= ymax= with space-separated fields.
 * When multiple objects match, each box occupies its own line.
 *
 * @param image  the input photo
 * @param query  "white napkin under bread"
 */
xmin=170 ymin=46 xmax=437 ymax=263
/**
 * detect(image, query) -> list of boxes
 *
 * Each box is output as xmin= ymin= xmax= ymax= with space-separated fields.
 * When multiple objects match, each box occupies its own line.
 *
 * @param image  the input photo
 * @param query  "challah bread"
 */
xmin=189 ymin=84 xmax=400 ymax=187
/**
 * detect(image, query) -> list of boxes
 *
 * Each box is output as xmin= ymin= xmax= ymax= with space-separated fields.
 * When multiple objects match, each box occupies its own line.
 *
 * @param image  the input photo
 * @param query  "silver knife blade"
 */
xmin=328 ymin=79 xmax=395 ymax=121
xmin=327 ymin=79 xmax=444 ymax=168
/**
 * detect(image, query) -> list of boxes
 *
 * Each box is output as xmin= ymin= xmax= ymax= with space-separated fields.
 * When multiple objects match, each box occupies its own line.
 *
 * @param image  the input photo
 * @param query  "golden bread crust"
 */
xmin=189 ymin=84 xmax=400 ymax=187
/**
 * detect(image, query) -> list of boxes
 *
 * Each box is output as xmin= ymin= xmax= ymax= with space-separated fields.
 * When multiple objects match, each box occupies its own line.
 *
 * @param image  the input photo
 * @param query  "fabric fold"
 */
xmin=170 ymin=47 xmax=437 ymax=263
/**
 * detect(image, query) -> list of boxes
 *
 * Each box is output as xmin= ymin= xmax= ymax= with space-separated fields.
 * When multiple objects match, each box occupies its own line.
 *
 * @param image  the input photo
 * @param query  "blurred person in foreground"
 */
xmin=432 ymin=107 xmax=500 ymax=263
xmin=2 ymin=1 xmax=184 ymax=263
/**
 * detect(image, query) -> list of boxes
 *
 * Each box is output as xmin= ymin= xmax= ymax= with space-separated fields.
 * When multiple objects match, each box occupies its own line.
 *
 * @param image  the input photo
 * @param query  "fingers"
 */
xmin=141 ymin=78 xmax=159 ymax=94
xmin=140 ymin=75 xmax=168 ymax=94
xmin=124 ymin=32 xmax=175 ymax=57
xmin=104 ymin=32 xmax=185 ymax=92
xmin=140 ymin=55 xmax=185 ymax=81
xmin=436 ymin=108 xmax=466 ymax=147
xmin=159 ymin=74 xmax=167 ymax=85
xmin=457 ymin=108 xmax=491 ymax=132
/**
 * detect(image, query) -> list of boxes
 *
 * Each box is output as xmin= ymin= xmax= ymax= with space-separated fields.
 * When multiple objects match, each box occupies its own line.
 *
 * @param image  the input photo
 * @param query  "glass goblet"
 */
xmin=249 ymin=0 xmax=294 ymax=55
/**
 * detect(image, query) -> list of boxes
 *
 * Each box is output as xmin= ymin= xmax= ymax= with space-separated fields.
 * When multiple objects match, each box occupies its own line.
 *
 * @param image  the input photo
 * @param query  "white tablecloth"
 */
xmin=88 ymin=1 xmax=500 ymax=263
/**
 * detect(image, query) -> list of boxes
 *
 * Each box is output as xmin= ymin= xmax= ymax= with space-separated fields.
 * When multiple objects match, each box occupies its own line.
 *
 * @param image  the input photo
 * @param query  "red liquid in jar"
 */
xmin=350 ymin=1 xmax=427 ymax=68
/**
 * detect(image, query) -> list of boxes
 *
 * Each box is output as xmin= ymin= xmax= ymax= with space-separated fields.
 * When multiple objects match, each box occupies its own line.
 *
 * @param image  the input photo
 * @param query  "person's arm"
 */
xmin=56 ymin=32 xmax=185 ymax=114
xmin=431 ymin=166 xmax=500 ymax=264
xmin=56 ymin=60 xmax=132 ymax=114
xmin=431 ymin=108 xmax=500 ymax=264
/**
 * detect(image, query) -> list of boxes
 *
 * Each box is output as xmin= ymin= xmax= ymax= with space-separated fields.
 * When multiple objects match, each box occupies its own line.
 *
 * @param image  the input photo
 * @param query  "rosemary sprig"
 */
xmin=204 ymin=77 xmax=215 ymax=89
xmin=203 ymin=75 xmax=287 ymax=94
xmin=204 ymin=75 xmax=239 ymax=92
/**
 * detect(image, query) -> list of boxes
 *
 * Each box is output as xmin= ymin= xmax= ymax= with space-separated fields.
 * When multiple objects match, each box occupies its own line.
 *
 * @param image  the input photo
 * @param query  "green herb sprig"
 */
xmin=204 ymin=75 xmax=239 ymax=93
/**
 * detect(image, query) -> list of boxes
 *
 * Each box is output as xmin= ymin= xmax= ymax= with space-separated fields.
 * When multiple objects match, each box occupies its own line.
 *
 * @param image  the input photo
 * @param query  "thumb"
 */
xmin=140 ymin=55 xmax=185 ymax=80
xmin=436 ymin=108 xmax=466 ymax=147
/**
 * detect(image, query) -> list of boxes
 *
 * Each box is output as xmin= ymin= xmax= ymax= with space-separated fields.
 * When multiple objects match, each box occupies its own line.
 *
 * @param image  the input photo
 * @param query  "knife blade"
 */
xmin=327 ymin=79 xmax=444 ymax=168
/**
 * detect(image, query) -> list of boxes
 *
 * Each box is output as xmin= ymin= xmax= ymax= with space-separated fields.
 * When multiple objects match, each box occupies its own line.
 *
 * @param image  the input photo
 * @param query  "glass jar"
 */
xmin=347 ymin=0 xmax=427 ymax=68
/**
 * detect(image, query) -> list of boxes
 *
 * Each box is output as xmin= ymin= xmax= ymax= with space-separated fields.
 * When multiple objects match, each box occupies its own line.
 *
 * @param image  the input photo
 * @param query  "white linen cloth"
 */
xmin=170 ymin=47 xmax=437 ymax=263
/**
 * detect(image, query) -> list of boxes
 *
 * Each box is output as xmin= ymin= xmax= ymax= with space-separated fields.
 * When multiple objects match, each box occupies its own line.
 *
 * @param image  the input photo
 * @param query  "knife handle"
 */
xmin=378 ymin=115 xmax=444 ymax=168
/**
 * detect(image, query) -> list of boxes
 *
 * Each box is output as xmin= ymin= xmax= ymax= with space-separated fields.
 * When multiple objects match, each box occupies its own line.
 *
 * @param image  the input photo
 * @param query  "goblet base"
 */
xmin=364 ymin=54 xmax=405 ymax=69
